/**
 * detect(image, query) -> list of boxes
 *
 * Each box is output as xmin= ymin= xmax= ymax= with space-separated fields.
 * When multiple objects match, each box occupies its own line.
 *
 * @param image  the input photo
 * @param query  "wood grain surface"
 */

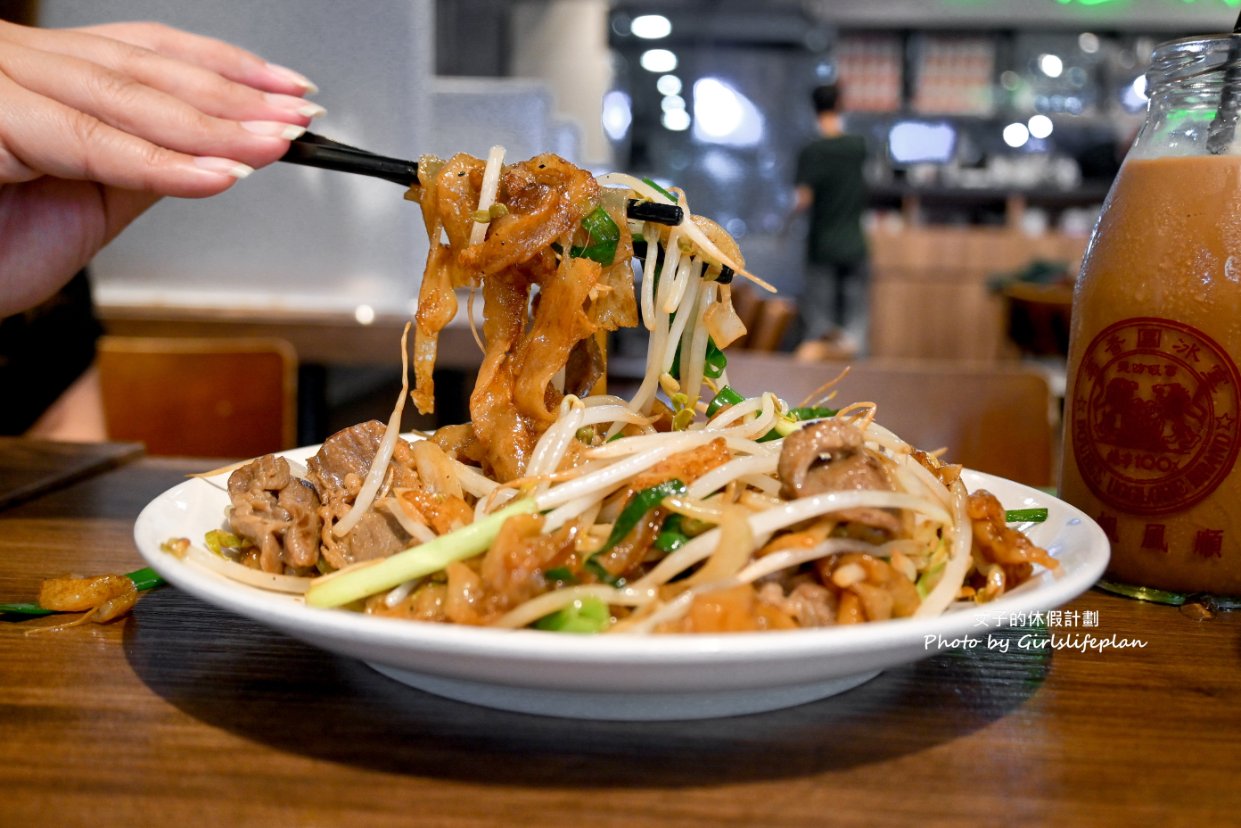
xmin=0 ymin=437 xmax=142 ymax=510
xmin=1 ymin=450 xmax=1238 ymax=827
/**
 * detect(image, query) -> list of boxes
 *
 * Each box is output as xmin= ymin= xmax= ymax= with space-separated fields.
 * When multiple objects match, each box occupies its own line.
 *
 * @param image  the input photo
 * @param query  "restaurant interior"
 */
xmin=7 ymin=0 xmax=1232 ymax=486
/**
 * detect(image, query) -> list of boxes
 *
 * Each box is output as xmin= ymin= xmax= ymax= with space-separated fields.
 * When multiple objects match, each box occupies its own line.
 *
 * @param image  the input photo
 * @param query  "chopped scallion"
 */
xmin=671 ymin=336 xmax=727 ymax=381
xmin=305 ymin=499 xmax=538 ymax=608
xmin=641 ymin=176 xmax=678 ymax=203
xmin=595 ymin=479 xmax=688 ymax=557
xmin=534 ymin=596 xmax=610 ymax=633
xmin=569 ymin=206 xmax=620 ymax=265
xmin=706 ymin=385 xmax=745 ymax=416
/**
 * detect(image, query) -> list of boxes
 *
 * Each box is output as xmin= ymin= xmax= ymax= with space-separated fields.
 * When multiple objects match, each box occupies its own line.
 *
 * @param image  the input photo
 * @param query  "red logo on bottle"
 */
xmin=1071 ymin=317 xmax=1241 ymax=514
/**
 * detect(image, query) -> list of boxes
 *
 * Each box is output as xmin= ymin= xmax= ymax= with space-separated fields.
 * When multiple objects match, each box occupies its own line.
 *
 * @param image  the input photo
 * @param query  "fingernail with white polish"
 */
xmin=195 ymin=157 xmax=254 ymax=179
xmin=267 ymin=62 xmax=318 ymax=94
xmin=265 ymin=94 xmax=327 ymax=119
xmin=242 ymin=120 xmax=307 ymax=139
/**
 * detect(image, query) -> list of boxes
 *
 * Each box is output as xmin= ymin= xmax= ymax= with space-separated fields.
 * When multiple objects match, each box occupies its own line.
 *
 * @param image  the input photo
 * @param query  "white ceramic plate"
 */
xmin=134 ymin=447 xmax=1108 ymax=720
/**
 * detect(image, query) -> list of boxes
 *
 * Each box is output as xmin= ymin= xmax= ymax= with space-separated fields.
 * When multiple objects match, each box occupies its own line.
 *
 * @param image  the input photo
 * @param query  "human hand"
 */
xmin=0 ymin=20 xmax=325 ymax=315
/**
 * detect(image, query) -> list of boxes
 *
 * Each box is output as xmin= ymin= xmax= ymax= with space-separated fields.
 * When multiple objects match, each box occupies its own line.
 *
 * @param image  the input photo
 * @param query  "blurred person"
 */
xmin=0 ymin=15 xmax=322 ymax=437
xmin=792 ymin=82 xmax=869 ymax=354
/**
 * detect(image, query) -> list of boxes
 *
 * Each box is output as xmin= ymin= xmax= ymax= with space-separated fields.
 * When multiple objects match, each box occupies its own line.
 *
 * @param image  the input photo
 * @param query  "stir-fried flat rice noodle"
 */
xmin=206 ymin=149 xmax=1059 ymax=634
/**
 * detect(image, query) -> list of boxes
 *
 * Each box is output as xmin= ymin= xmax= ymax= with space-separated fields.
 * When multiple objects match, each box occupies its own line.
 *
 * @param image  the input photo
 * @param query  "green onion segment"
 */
xmin=570 ymin=206 xmax=621 ymax=265
xmin=642 ymin=176 xmax=678 ymax=202
xmin=1005 ymin=508 xmax=1049 ymax=523
xmin=671 ymin=337 xmax=727 ymax=381
xmin=304 ymin=499 xmax=539 ymax=608
xmin=707 ymin=385 xmax=745 ymax=416
xmin=595 ymin=479 xmax=688 ymax=557
xmin=534 ymin=596 xmax=610 ymax=633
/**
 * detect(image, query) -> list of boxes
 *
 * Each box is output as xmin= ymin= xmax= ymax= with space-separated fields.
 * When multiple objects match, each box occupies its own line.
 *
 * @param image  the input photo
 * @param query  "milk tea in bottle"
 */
xmin=1061 ymin=34 xmax=1241 ymax=596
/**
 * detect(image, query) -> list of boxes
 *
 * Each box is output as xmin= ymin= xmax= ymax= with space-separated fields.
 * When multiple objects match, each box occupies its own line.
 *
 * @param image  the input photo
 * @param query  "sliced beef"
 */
xmin=227 ymin=454 xmax=323 ymax=573
xmin=323 ymin=508 xmax=410 ymax=569
xmin=306 ymin=420 xmax=388 ymax=504
xmin=777 ymin=419 xmax=901 ymax=536
xmin=306 ymin=420 xmax=424 ymax=570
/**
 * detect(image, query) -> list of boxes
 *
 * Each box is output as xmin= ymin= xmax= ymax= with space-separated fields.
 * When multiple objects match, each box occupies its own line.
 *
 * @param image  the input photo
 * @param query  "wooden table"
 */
xmin=2 ymin=443 xmax=1239 ymax=826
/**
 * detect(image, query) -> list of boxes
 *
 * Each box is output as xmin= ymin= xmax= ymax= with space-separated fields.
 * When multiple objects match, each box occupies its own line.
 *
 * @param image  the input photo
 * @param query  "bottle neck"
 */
xmin=1133 ymin=34 xmax=1241 ymax=160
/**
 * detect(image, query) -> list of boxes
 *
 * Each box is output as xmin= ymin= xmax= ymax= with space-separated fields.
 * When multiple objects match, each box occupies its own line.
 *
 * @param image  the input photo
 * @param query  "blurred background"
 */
xmin=9 ymin=0 xmax=1239 ymax=467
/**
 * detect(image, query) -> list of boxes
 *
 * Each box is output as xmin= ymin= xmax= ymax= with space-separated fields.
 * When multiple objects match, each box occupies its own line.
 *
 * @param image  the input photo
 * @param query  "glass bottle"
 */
xmin=1060 ymin=34 xmax=1241 ymax=596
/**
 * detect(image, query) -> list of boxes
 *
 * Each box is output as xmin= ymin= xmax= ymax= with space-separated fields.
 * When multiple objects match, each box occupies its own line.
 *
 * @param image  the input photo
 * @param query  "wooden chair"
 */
xmin=744 ymin=298 xmax=797 ymax=352
xmin=725 ymin=283 xmax=797 ymax=354
xmin=1003 ymin=280 xmax=1074 ymax=358
xmin=723 ymin=353 xmax=1056 ymax=487
xmin=97 ymin=336 xmax=298 ymax=458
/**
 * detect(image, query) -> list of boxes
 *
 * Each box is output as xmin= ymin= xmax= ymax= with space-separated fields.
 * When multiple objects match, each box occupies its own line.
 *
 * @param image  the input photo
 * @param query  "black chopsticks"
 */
xmin=281 ymin=132 xmax=419 ymax=186
xmin=280 ymin=132 xmax=685 ymax=226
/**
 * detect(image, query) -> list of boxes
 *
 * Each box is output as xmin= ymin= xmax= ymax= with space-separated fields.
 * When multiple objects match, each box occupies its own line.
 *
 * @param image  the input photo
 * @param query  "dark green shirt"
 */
xmin=795 ymin=134 xmax=868 ymax=266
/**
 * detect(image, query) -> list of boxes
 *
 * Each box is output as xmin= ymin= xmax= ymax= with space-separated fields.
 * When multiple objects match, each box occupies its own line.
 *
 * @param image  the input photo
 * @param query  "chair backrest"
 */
xmin=745 ymin=298 xmax=797 ymax=353
xmin=1003 ymin=281 xmax=1073 ymax=358
xmin=723 ymin=353 xmax=1056 ymax=487
xmin=725 ymin=285 xmax=796 ymax=354
xmin=97 ymin=336 xmax=297 ymax=458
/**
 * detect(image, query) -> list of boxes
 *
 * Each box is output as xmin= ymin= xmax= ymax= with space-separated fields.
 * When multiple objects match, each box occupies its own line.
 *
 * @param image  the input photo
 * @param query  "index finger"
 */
xmin=73 ymin=21 xmax=317 ymax=96
xmin=0 ymin=73 xmax=251 ymax=197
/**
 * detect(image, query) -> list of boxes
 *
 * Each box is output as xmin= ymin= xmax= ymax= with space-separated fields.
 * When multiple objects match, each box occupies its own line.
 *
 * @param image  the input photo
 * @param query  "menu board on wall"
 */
xmin=912 ymin=34 xmax=996 ymax=116
xmin=834 ymin=33 xmax=904 ymax=112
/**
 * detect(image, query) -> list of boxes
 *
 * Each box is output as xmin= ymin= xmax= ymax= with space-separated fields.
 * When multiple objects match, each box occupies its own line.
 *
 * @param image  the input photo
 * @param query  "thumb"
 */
xmin=100 ymin=186 xmax=162 ymax=247
xmin=0 ymin=179 xmax=159 ymax=315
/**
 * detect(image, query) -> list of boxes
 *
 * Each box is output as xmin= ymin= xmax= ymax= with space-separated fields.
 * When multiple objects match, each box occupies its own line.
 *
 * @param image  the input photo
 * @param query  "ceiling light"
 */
xmin=1039 ymin=54 xmax=1064 ymax=79
xmin=1028 ymin=114 xmax=1054 ymax=139
xmin=662 ymin=108 xmax=690 ymax=131
xmin=656 ymin=74 xmax=682 ymax=96
xmin=601 ymin=90 xmax=632 ymax=141
xmin=631 ymin=14 xmax=671 ymax=39
xmin=692 ymin=77 xmax=764 ymax=147
xmin=640 ymin=49 xmax=677 ymax=73
xmin=1003 ymin=122 xmax=1030 ymax=149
